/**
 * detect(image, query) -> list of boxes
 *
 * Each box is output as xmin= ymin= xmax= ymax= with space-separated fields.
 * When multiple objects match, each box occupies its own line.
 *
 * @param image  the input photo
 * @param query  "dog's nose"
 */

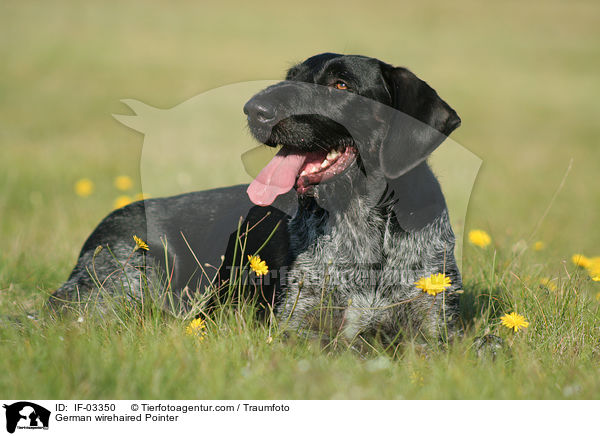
xmin=243 ymin=100 xmax=276 ymax=124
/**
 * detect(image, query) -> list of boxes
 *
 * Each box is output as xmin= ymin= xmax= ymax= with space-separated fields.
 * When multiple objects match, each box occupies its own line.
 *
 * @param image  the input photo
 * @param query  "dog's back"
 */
xmin=50 ymin=185 xmax=290 ymax=314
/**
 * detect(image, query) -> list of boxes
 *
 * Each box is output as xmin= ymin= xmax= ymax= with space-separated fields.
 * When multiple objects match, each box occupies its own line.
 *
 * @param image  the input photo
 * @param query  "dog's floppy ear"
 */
xmin=379 ymin=64 xmax=461 ymax=179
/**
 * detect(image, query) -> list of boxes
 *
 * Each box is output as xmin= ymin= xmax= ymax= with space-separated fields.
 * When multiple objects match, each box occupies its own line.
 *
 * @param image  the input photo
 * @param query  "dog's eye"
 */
xmin=333 ymin=81 xmax=348 ymax=90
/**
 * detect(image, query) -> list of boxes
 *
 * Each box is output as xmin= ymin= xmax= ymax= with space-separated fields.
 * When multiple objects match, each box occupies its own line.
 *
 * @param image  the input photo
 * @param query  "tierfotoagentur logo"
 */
xmin=106 ymin=77 xmax=481 ymax=320
xmin=2 ymin=402 xmax=50 ymax=434
xmin=115 ymin=80 xmax=480 ymax=271
xmin=48 ymin=54 xmax=483 ymax=345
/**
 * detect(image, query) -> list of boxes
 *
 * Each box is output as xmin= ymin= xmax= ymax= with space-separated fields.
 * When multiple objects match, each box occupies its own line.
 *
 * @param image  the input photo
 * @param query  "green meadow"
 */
xmin=1 ymin=0 xmax=599 ymax=399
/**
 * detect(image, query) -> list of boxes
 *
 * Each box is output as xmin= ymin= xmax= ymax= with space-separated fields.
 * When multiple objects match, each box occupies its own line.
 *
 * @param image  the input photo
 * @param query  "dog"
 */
xmin=51 ymin=53 xmax=462 ymax=346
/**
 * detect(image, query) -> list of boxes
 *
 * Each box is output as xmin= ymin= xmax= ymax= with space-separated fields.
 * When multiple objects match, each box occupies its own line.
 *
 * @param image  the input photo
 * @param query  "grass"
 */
xmin=1 ymin=0 xmax=600 ymax=399
xmin=2 ymin=251 xmax=599 ymax=399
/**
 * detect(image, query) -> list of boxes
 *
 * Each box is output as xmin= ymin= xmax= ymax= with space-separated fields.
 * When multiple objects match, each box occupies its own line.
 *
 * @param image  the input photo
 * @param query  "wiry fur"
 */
xmin=53 ymin=53 xmax=463 ymax=347
xmin=245 ymin=53 xmax=463 ymax=344
xmin=279 ymin=177 xmax=461 ymax=346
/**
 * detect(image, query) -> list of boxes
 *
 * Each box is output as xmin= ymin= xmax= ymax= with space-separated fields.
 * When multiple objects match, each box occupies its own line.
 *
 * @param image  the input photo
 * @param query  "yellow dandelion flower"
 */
xmin=114 ymin=175 xmax=133 ymax=191
xmin=134 ymin=192 xmax=150 ymax=201
xmin=74 ymin=178 xmax=94 ymax=197
xmin=114 ymin=195 xmax=132 ymax=209
xmin=500 ymin=311 xmax=529 ymax=332
xmin=185 ymin=318 xmax=207 ymax=339
xmin=571 ymin=254 xmax=591 ymax=269
xmin=586 ymin=257 xmax=600 ymax=280
xmin=468 ymin=229 xmax=491 ymax=248
xmin=133 ymin=235 xmax=149 ymax=251
xmin=248 ymin=255 xmax=269 ymax=276
xmin=533 ymin=241 xmax=545 ymax=251
xmin=593 ymin=276 xmax=600 ymax=282
xmin=539 ymin=277 xmax=557 ymax=292
xmin=415 ymin=273 xmax=452 ymax=296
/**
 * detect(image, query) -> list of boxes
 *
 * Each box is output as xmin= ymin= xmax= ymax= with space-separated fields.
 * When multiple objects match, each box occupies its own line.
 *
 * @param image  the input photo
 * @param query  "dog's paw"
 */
xmin=473 ymin=334 xmax=504 ymax=359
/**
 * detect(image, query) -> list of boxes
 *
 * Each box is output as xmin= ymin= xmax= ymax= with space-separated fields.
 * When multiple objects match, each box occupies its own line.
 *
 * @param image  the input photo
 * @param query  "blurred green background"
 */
xmin=1 ymin=0 xmax=599 ymax=307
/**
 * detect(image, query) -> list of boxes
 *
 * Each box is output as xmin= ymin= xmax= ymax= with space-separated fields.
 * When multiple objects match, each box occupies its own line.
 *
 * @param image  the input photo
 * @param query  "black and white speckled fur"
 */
xmin=278 ymin=164 xmax=461 ymax=345
xmin=49 ymin=202 xmax=171 ymax=313
xmin=52 ymin=53 xmax=463 ymax=347
xmin=52 ymin=243 xmax=148 ymax=310
xmin=243 ymin=53 xmax=464 ymax=344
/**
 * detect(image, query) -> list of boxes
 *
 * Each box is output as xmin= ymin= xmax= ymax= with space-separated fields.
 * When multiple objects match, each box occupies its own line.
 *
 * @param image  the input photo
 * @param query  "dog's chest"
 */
xmin=286 ymin=203 xmax=413 ymax=296
xmin=278 ymin=201 xmax=458 ymax=339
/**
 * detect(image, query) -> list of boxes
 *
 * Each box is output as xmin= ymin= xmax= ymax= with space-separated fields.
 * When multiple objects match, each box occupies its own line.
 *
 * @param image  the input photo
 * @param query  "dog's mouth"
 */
xmin=247 ymin=144 xmax=358 ymax=206
xmin=295 ymin=145 xmax=357 ymax=194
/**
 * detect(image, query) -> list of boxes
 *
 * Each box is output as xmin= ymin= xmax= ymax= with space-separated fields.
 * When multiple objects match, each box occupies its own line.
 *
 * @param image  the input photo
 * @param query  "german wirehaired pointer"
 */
xmin=51 ymin=53 xmax=462 ymax=346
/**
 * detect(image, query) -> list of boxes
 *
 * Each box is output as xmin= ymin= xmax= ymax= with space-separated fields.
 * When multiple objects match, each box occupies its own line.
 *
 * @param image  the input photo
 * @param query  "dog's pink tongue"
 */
xmin=247 ymin=148 xmax=306 ymax=206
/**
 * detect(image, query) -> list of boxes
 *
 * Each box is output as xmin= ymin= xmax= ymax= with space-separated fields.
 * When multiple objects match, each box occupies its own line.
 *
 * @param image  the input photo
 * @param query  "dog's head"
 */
xmin=244 ymin=53 xmax=461 ymax=226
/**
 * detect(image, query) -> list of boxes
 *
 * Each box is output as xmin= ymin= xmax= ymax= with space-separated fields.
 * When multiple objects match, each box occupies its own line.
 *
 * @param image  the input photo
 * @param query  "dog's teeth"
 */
xmin=320 ymin=160 xmax=329 ymax=168
xmin=300 ymin=170 xmax=307 ymax=176
xmin=326 ymin=150 xmax=340 ymax=160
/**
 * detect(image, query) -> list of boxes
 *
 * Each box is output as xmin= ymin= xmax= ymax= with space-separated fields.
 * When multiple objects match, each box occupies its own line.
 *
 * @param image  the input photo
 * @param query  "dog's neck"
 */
xmin=289 ymin=190 xmax=391 ymax=266
xmin=290 ymin=161 xmax=447 ymax=236
xmin=287 ymin=162 xmax=450 ymax=273
xmin=383 ymin=162 xmax=448 ymax=232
